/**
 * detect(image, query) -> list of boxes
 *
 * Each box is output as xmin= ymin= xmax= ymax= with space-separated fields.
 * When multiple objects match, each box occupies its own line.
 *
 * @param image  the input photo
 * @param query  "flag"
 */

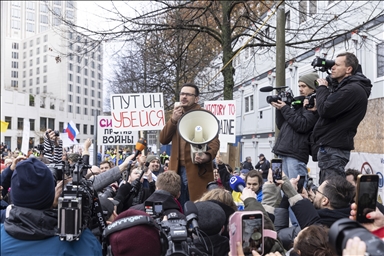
xmin=65 ymin=120 xmax=79 ymax=141
xmin=1 ymin=121 xmax=9 ymax=133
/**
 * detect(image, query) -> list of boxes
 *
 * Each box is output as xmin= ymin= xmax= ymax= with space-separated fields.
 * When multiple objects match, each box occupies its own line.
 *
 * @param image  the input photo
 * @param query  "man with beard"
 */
xmin=160 ymin=83 xmax=220 ymax=206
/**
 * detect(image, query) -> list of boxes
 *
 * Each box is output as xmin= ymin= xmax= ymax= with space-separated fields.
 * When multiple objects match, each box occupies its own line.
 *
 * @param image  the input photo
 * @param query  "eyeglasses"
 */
xmin=313 ymin=188 xmax=327 ymax=198
xmin=180 ymin=92 xmax=196 ymax=97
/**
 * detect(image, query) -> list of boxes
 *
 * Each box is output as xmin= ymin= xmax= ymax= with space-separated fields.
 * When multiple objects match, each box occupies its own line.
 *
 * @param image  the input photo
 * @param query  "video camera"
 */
xmin=54 ymin=156 xmax=107 ymax=242
xmin=311 ymin=57 xmax=335 ymax=74
xmin=260 ymin=86 xmax=295 ymax=105
xmin=145 ymin=201 xmax=208 ymax=256
xmin=329 ymin=218 xmax=384 ymax=255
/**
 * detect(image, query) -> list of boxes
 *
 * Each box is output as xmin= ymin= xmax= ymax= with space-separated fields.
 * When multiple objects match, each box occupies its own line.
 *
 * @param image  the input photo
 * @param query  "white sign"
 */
xmin=98 ymin=116 xmax=139 ymax=145
xmin=346 ymin=152 xmax=384 ymax=203
xmin=110 ymin=93 xmax=165 ymax=131
xmin=205 ymin=100 xmax=236 ymax=152
xmin=21 ymin=120 xmax=30 ymax=155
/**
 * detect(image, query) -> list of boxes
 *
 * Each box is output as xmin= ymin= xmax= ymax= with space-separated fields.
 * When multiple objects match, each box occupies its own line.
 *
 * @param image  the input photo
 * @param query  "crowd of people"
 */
xmin=1 ymin=52 xmax=382 ymax=255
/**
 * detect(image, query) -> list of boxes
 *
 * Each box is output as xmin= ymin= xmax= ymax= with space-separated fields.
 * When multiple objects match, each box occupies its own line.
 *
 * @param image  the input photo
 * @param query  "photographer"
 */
xmin=313 ymin=52 xmax=372 ymax=184
xmin=0 ymin=157 xmax=102 ymax=255
xmin=270 ymin=72 xmax=319 ymax=182
xmin=43 ymin=129 xmax=63 ymax=164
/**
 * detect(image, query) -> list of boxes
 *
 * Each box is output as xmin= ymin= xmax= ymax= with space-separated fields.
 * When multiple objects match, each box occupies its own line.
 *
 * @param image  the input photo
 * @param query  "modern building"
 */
xmin=195 ymin=1 xmax=384 ymax=183
xmin=1 ymin=1 xmax=103 ymax=150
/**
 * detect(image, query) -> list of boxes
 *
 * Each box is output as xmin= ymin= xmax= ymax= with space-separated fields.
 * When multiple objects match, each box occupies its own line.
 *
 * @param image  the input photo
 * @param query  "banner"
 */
xmin=110 ymin=93 xmax=165 ymax=131
xmin=98 ymin=116 xmax=138 ymax=145
xmin=65 ymin=120 xmax=80 ymax=141
xmin=204 ymin=100 xmax=236 ymax=152
xmin=1 ymin=121 xmax=9 ymax=133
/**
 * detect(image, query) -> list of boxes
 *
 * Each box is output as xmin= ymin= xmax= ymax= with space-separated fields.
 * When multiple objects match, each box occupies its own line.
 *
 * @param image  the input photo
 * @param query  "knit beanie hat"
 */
xmin=146 ymin=155 xmax=160 ymax=164
xmin=11 ymin=158 xmax=55 ymax=210
xmin=109 ymin=209 xmax=162 ymax=256
xmin=195 ymin=201 xmax=226 ymax=236
xmin=298 ymin=72 xmax=319 ymax=90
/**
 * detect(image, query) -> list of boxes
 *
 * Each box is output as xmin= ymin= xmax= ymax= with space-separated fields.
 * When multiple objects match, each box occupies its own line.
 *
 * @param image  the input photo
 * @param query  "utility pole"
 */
xmin=275 ymin=1 xmax=285 ymax=140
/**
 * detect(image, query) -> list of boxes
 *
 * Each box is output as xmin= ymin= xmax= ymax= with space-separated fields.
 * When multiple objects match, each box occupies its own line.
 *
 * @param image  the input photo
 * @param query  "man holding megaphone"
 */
xmin=160 ymin=83 xmax=220 ymax=206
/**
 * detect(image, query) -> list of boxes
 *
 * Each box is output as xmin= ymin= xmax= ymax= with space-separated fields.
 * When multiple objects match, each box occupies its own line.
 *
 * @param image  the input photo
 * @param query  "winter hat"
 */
xmin=99 ymin=197 xmax=119 ymax=220
xmin=208 ymin=200 xmax=236 ymax=226
xmin=109 ymin=209 xmax=162 ymax=256
xmin=298 ymin=72 xmax=319 ymax=90
xmin=67 ymin=153 xmax=81 ymax=163
xmin=146 ymin=155 xmax=160 ymax=164
xmin=11 ymin=158 xmax=55 ymax=210
xmin=195 ymin=201 xmax=226 ymax=236
xmin=241 ymin=169 xmax=250 ymax=175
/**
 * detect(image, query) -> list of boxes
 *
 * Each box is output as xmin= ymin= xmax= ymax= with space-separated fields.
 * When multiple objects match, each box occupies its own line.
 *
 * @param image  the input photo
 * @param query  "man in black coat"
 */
xmin=255 ymin=153 xmax=270 ymax=182
xmin=313 ymin=52 xmax=372 ymax=184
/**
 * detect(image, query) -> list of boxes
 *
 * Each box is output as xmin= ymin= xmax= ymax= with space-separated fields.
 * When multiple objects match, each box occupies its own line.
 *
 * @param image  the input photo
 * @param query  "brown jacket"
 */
xmin=159 ymin=103 xmax=220 ymax=201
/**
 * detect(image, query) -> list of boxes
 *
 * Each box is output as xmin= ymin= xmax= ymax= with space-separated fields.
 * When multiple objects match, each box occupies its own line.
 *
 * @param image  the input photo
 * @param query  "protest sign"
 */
xmin=98 ymin=116 xmax=138 ymax=145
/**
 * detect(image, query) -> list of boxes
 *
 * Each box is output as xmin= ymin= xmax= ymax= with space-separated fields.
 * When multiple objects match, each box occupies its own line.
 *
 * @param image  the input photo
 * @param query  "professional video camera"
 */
xmin=145 ymin=201 xmax=208 ymax=256
xmin=260 ymin=86 xmax=295 ymax=105
xmin=311 ymin=57 xmax=335 ymax=74
xmin=56 ymin=156 xmax=107 ymax=242
xmin=329 ymin=218 xmax=384 ymax=255
xmin=304 ymin=93 xmax=316 ymax=109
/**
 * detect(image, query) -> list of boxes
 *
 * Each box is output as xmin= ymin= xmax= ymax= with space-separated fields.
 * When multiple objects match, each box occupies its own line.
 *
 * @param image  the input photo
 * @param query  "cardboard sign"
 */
xmin=110 ymin=93 xmax=165 ymax=131
xmin=98 ymin=116 xmax=138 ymax=145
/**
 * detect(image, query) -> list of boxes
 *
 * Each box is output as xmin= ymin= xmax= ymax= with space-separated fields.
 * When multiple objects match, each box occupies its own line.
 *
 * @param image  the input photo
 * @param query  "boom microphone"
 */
xmin=184 ymin=201 xmax=199 ymax=230
xmin=229 ymin=176 xmax=245 ymax=193
xmin=259 ymin=86 xmax=288 ymax=92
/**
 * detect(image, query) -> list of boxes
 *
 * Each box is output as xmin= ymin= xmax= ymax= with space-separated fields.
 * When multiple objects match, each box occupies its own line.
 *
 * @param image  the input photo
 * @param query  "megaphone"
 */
xmin=178 ymin=109 xmax=219 ymax=164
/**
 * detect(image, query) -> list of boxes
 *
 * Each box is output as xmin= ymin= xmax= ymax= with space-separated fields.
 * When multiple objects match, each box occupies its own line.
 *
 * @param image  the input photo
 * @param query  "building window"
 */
xmin=44 ymin=45 xmax=47 ymax=52
xmin=36 ymin=57 xmax=40 ymax=65
xmin=26 ymin=23 xmax=35 ymax=32
xmin=30 ymin=59 xmax=33 ymax=67
xmin=30 ymin=119 xmax=35 ymax=131
xmin=36 ymin=67 xmax=40 ymax=75
xmin=23 ymin=71 xmax=26 ymax=78
xmin=84 ymin=78 xmax=88 ymax=85
xmin=84 ymin=108 xmax=88 ymax=115
xmin=83 ymin=124 xmax=88 ymax=134
xmin=40 ymin=25 xmax=48 ymax=32
xmin=90 ymin=125 xmax=94 ymax=135
xmin=69 ymin=84 xmax=73 ymax=92
xmin=43 ymin=75 xmax=47 ymax=83
xmin=68 ymin=105 xmax=72 ymax=113
xmin=91 ymin=80 xmax=95 ymax=87
xmin=84 ymin=69 xmax=88 ymax=76
xmin=97 ymin=91 xmax=101 ymax=98
xmin=11 ymin=80 xmax=18 ymax=87
xmin=91 ymin=99 xmax=94 ymax=106
xmin=36 ymin=77 xmax=40 ymax=85
xmin=98 ymin=82 xmax=102 ymax=89
xmin=43 ymin=85 xmax=47 ymax=93
xmin=40 ymin=3 xmax=48 ymax=13
xmin=59 ymin=122 xmax=64 ymax=131
xmin=5 ymin=117 xmax=12 ymax=129
xmin=11 ymin=8 xmax=21 ymax=18
xmin=98 ymin=101 xmax=101 ymax=108
xmin=17 ymin=118 xmax=23 ymax=130
xmin=12 ymin=52 xmax=19 ymax=59
xmin=40 ymin=15 xmax=48 ymax=24
xmin=68 ymin=94 xmax=72 ymax=102
xmin=36 ymin=47 xmax=40 ymax=54
xmin=43 ymin=55 xmax=47 ymax=63
xmin=69 ymin=74 xmax=73 ymax=81
xmin=244 ymin=95 xmax=254 ymax=113
xmin=84 ymin=88 xmax=88 ymax=95
xmin=11 ymin=61 xmax=19 ymax=68
xmin=26 ymin=12 xmax=35 ymax=21
xmin=26 ymin=2 xmax=35 ymax=10
xmin=66 ymin=10 xmax=74 ymax=19
xmin=91 ymin=90 xmax=95 ymax=97
xmin=377 ymin=42 xmax=384 ymax=78
xmin=77 ymin=76 xmax=80 ymax=83
xmin=11 ymin=71 xmax=18 ymax=78
xmin=76 ymin=96 xmax=80 ymax=104
xmin=48 ymin=118 xmax=55 ymax=129
xmin=12 ymin=42 xmax=19 ymax=49
xmin=66 ymin=1 xmax=74 ymax=8
xmin=76 ymin=123 xmax=80 ymax=132
xmin=36 ymin=87 xmax=40 ymax=94
xmin=77 ymin=86 xmax=80 ymax=94
xmin=84 ymin=98 xmax=88 ymax=105
xmin=43 ymin=65 xmax=47 ymax=73
xmin=23 ymin=61 xmax=26 ymax=68
xmin=44 ymin=35 xmax=48 ymax=42
xmin=299 ymin=0 xmax=317 ymax=24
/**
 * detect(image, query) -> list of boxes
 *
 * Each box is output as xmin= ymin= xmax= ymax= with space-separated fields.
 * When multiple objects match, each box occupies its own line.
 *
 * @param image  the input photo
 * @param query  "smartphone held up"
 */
xmin=355 ymin=174 xmax=379 ymax=223
xmin=271 ymin=158 xmax=283 ymax=183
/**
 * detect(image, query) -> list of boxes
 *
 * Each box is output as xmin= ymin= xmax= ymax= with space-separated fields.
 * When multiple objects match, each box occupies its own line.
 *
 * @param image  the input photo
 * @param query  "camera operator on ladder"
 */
xmin=270 ymin=72 xmax=319 ymax=183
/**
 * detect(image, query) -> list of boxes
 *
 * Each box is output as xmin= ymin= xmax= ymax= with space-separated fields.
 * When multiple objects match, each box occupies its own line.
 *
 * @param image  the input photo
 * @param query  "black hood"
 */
xmin=336 ymin=72 xmax=372 ymax=97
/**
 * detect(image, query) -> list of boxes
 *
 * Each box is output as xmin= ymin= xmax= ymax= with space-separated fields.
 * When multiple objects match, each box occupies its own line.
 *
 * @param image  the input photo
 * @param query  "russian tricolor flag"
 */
xmin=65 ymin=120 xmax=79 ymax=141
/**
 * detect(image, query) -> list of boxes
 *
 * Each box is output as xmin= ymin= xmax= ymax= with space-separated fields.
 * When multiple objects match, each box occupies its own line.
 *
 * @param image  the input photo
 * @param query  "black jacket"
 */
xmin=313 ymin=73 xmax=372 ymax=150
xmin=291 ymin=199 xmax=350 ymax=229
xmin=255 ymin=159 xmax=270 ymax=179
xmin=242 ymin=161 xmax=253 ymax=171
xmin=272 ymin=102 xmax=318 ymax=164
xmin=114 ymin=181 xmax=155 ymax=214
xmin=194 ymin=234 xmax=229 ymax=256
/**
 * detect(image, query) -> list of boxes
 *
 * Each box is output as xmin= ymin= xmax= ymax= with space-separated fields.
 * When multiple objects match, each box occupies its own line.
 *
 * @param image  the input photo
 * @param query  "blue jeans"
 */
xmin=178 ymin=166 xmax=189 ymax=210
xmin=278 ymin=155 xmax=308 ymax=179
xmin=318 ymin=146 xmax=350 ymax=184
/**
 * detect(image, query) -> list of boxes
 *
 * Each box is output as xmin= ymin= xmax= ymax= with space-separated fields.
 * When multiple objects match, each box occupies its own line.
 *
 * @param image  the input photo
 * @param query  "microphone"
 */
xmin=229 ymin=175 xmax=245 ymax=193
xmin=259 ymin=86 xmax=288 ymax=92
xmin=184 ymin=201 xmax=199 ymax=230
xmin=132 ymin=138 xmax=147 ymax=161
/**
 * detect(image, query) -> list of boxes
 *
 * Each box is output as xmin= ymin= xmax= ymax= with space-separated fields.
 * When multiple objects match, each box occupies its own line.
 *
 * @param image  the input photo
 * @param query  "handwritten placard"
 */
xmin=111 ymin=93 xmax=165 ymax=131
xmin=97 ymin=116 xmax=138 ymax=145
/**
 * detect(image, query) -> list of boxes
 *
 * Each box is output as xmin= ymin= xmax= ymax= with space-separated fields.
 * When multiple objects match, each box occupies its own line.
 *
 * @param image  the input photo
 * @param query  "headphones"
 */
xmin=102 ymin=214 xmax=168 ymax=256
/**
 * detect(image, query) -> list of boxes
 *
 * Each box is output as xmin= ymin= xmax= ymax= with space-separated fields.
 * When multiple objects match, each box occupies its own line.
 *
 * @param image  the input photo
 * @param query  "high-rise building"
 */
xmin=1 ymin=1 xmax=103 ymax=150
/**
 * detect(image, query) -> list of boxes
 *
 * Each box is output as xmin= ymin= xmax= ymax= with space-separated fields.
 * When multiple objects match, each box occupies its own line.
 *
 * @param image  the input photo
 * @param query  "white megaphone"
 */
xmin=178 ymin=109 xmax=220 ymax=164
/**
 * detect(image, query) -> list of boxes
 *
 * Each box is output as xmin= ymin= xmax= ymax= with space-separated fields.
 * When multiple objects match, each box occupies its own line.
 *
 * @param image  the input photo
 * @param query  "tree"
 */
xmin=49 ymin=1 xmax=384 ymax=101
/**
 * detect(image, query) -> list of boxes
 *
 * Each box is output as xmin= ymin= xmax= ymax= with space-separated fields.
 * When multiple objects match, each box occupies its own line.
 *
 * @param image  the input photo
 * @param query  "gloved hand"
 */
xmin=130 ymin=178 xmax=142 ymax=196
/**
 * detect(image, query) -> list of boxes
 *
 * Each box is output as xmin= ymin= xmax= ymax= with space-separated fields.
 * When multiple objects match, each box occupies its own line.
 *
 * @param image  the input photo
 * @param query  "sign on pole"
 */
xmin=98 ymin=116 xmax=139 ymax=145
xmin=205 ymin=100 xmax=236 ymax=152
xmin=110 ymin=93 xmax=165 ymax=131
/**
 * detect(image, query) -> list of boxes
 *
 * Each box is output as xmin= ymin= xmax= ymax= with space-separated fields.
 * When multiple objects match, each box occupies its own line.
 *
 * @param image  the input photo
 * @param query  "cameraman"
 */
xmin=270 ymin=72 xmax=319 ymax=181
xmin=313 ymin=52 xmax=372 ymax=184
